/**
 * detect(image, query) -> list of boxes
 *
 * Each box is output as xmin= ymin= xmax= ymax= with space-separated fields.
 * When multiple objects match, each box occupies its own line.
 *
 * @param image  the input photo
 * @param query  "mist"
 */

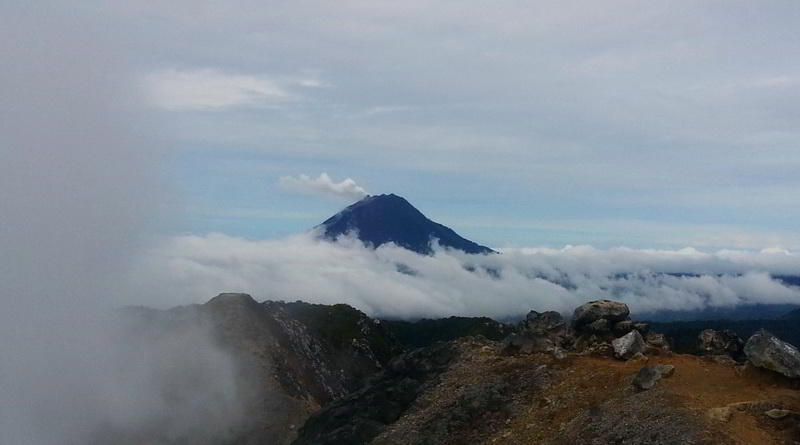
xmin=0 ymin=6 xmax=243 ymax=444
xmin=132 ymin=232 xmax=800 ymax=320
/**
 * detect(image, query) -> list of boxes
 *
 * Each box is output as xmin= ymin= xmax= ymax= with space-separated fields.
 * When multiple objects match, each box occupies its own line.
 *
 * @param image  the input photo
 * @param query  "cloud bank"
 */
xmin=279 ymin=172 xmax=369 ymax=201
xmin=132 ymin=233 xmax=800 ymax=320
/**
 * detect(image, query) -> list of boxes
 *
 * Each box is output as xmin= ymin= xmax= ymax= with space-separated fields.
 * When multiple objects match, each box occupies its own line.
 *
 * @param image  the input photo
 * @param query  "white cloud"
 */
xmin=131 ymin=233 xmax=800 ymax=320
xmin=278 ymin=172 xmax=368 ymax=201
xmin=144 ymin=68 xmax=291 ymax=111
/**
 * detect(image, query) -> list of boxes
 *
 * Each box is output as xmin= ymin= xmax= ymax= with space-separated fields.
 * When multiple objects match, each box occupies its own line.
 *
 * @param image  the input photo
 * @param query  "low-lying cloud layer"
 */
xmin=279 ymin=172 xmax=369 ymax=201
xmin=133 ymin=233 xmax=800 ymax=320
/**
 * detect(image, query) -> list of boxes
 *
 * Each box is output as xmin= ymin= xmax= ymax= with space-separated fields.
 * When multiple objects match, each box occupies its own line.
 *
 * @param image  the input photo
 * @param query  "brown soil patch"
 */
xmin=495 ymin=354 xmax=800 ymax=445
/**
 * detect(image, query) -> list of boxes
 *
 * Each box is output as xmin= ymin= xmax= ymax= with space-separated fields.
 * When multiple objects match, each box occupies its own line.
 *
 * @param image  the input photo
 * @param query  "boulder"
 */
xmin=612 ymin=330 xmax=646 ymax=360
xmin=585 ymin=318 xmax=611 ymax=334
xmin=612 ymin=320 xmax=634 ymax=337
xmin=744 ymin=329 xmax=800 ymax=378
xmin=632 ymin=364 xmax=675 ymax=390
xmin=646 ymin=333 xmax=668 ymax=349
xmin=698 ymin=329 xmax=744 ymax=360
xmin=573 ymin=300 xmax=630 ymax=327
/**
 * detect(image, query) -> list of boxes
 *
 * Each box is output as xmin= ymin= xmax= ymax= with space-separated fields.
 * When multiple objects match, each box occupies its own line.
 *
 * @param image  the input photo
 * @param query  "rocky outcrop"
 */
xmin=523 ymin=310 xmax=567 ymax=336
xmin=123 ymin=293 xmax=401 ymax=444
xmin=293 ymin=340 xmax=465 ymax=445
xmin=744 ymin=329 xmax=800 ymax=378
xmin=612 ymin=329 xmax=646 ymax=360
xmin=698 ymin=329 xmax=744 ymax=362
xmin=573 ymin=300 xmax=630 ymax=328
xmin=502 ymin=311 xmax=569 ymax=356
xmin=572 ymin=300 xmax=645 ymax=356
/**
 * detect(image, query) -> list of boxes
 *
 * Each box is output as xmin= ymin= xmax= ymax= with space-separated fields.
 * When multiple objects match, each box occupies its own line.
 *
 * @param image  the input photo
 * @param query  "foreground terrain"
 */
xmin=122 ymin=294 xmax=800 ymax=444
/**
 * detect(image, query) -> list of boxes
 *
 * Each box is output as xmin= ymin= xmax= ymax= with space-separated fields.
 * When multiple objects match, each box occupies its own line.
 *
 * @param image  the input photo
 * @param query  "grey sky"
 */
xmin=80 ymin=0 xmax=799 ymax=248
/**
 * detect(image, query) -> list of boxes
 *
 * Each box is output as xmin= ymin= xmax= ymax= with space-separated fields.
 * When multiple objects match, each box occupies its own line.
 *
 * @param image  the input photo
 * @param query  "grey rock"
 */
xmin=573 ymin=300 xmax=630 ymax=327
xmin=632 ymin=364 xmax=675 ymax=391
xmin=612 ymin=320 xmax=634 ymax=336
xmin=698 ymin=329 xmax=744 ymax=360
xmin=744 ymin=329 xmax=800 ymax=378
xmin=633 ymin=322 xmax=650 ymax=335
xmin=632 ymin=367 xmax=660 ymax=390
xmin=646 ymin=332 xmax=669 ymax=349
xmin=585 ymin=318 xmax=611 ymax=334
xmin=523 ymin=310 xmax=566 ymax=336
xmin=612 ymin=330 xmax=646 ymax=360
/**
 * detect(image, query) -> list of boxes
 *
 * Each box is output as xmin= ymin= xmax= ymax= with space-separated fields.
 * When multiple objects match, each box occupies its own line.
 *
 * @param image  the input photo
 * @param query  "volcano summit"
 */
xmin=318 ymin=194 xmax=494 ymax=255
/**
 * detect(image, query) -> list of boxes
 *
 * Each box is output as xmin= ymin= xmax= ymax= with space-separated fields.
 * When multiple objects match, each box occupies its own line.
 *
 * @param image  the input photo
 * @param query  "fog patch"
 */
xmin=0 ymin=6 xmax=245 ymax=444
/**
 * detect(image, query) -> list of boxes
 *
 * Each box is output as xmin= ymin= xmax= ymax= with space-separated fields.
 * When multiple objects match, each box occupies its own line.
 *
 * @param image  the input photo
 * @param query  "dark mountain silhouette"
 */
xmin=318 ymin=194 xmax=495 ymax=255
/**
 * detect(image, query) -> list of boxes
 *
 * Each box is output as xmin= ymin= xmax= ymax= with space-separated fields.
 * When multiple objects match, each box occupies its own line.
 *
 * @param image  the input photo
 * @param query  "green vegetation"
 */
xmin=381 ymin=316 xmax=514 ymax=349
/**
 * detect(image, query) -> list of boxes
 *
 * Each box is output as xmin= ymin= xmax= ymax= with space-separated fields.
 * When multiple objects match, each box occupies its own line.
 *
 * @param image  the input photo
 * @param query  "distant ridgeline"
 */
xmin=649 ymin=307 xmax=800 ymax=354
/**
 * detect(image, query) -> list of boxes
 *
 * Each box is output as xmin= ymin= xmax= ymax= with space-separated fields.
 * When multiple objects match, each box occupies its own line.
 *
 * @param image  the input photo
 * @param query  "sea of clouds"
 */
xmin=132 ymin=232 xmax=800 ymax=320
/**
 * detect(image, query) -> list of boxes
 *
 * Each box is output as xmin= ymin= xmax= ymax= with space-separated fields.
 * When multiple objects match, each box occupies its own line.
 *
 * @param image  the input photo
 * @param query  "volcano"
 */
xmin=318 ymin=194 xmax=495 ymax=255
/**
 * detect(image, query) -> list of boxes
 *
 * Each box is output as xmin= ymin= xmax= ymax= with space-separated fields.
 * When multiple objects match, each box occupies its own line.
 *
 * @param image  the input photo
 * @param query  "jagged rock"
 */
xmin=612 ymin=330 xmax=646 ymax=360
xmin=632 ymin=364 xmax=675 ymax=390
xmin=698 ymin=329 xmax=744 ymax=360
xmin=646 ymin=332 xmax=669 ymax=348
xmin=633 ymin=322 xmax=650 ymax=334
xmin=294 ymin=340 xmax=465 ymax=445
xmin=744 ymin=329 xmax=800 ymax=378
xmin=573 ymin=300 xmax=630 ymax=327
xmin=523 ymin=310 xmax=566 ymax=336
xmin=504 ymin=311 xmax=569 ymax=356
xmin=122 ymin=294 xmax=401 ymax=445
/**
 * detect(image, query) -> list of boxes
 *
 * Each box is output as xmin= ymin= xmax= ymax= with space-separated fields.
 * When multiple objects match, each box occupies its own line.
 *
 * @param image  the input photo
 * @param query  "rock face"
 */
xmin=612 ymin=330 xmax=646 ymax=360
xmin=573 ymin=300 xmax=630 ymax=328
xmin=122 ymin=293 xmax=401 ymax=444
xmin=744 ymin=329 xmax=800 ymax=378
xmin=293 ymin=341 xmax=463 ymax=445
xmin=698 ymin=329 xmax=744 ymax=361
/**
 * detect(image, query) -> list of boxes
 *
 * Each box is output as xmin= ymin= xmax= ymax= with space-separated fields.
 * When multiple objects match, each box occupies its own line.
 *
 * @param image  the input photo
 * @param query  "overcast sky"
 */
xmin=16 ymin=0 xmax=800 ymax=249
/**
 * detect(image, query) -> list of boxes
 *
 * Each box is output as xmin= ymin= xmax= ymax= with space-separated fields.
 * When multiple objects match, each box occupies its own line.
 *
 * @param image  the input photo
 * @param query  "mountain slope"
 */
xmin=118 ymin=294 xmax=401 ymax=444
xmin=318 ymin=194 xmax=494 ymax=255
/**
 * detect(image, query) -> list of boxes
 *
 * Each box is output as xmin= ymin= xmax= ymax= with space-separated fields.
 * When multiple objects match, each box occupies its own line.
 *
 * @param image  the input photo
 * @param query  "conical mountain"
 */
xmin=318 ymin=194 xmax=494 ymax=255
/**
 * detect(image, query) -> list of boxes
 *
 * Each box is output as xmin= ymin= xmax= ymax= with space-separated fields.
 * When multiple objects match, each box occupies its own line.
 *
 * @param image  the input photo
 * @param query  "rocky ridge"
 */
xmin=122 ymin=296 xmax=800 ymax=444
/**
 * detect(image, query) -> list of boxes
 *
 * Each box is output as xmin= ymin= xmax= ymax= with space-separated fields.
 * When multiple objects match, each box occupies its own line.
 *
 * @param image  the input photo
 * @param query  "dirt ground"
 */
xmin=496 ymin=353 xmax=800 ymax=444
xmin=375 ymin=340 xmax=800 ymax=444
